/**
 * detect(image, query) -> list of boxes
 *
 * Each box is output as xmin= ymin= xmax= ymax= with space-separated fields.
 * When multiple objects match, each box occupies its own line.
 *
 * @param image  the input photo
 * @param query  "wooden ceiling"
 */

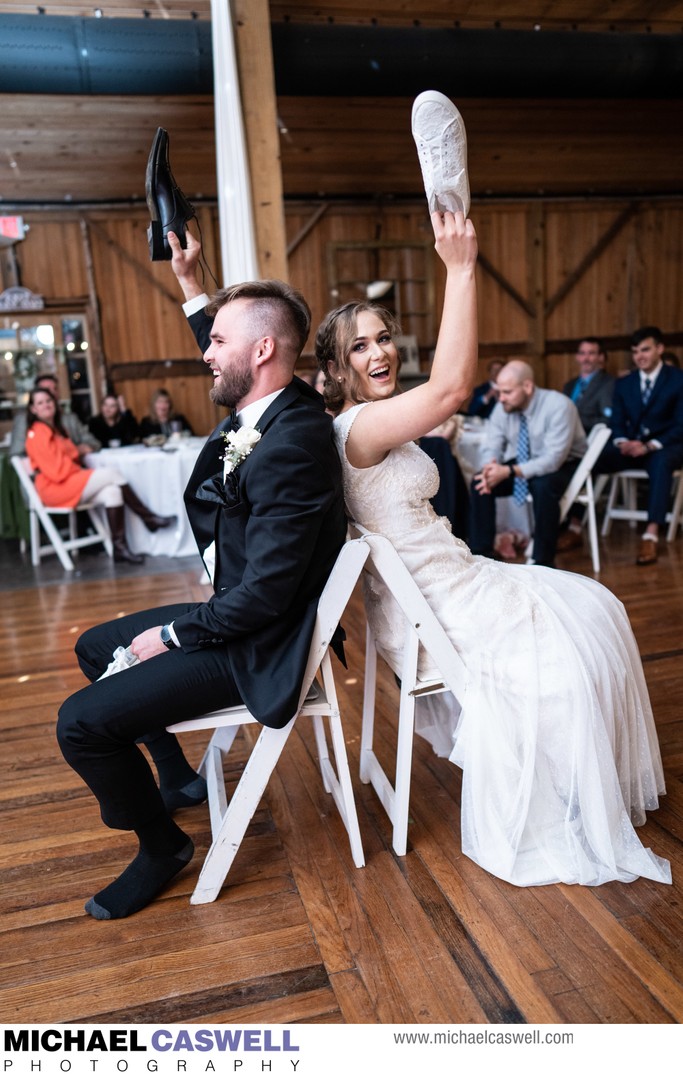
xmin=0 ymin=2 xmax=682 ymax=206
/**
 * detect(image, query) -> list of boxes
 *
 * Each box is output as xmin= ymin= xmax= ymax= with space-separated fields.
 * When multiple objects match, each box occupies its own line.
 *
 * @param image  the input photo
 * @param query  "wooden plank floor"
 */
xmin=1 ymin=527 xmax=682 ymax=1025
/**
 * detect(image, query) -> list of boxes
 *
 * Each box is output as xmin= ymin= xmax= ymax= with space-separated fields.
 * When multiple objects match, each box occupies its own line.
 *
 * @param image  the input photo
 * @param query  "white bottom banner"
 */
xmin=1 ymin=1023 xmax=679 ymax=1076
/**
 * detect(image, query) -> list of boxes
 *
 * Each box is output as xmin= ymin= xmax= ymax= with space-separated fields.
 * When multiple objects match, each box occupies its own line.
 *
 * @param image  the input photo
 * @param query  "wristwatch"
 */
xmin=160 ymin=624 xmax=178 ymax=650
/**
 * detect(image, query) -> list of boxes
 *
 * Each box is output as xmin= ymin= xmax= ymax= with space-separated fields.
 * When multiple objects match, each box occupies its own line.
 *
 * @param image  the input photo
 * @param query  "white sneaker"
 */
xmin=411 ymin=90 xmax=470 ymax=217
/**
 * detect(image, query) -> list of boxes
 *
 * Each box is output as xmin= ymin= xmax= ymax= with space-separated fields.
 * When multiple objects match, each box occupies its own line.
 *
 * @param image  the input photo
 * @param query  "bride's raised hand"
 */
xmin=431 ymin=210 xmax=477 ymax=271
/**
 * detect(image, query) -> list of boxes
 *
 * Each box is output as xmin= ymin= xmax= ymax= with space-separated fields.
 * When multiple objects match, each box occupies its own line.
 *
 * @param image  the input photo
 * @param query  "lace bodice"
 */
xmin=333 ymin=404 xmax=440 ymax=537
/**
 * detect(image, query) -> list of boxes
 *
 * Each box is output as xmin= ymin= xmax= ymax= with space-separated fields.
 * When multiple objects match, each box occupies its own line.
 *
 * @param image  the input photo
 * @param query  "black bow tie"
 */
xmin=222 ymin=410 xmax=239 ymax=433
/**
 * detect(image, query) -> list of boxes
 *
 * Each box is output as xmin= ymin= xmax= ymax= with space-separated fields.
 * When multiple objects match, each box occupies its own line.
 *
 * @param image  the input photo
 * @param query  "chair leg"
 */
xmin=360 ymin=623 xmax=378 ymax=785
xmin=311 ymin=652 xmax=365 ymax=868
xmin=87 ymin=506 xmax=113 ymax=556
xmin=601 ymin=475 xmax=619 ymax=536
xmin=391 ymin=627 xmax=420 ymax=857
xmin=29 ymin=510 xmax=41 ymax=567
xmin=666 ymin=474 xmax=683 ymax=542
xmin=190 ymin=721 xmax=294 ymax=905
xmin=38 ymin=509 xmax=76 ymax=570
xmin=626 ymin=476 xmax=638 ymax=527
xmin=585 ymin=478 xmax=601 ymax=573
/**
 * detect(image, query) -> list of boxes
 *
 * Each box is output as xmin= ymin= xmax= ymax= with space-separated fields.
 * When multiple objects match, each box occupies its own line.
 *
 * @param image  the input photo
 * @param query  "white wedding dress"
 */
xmin=334 ymin=404 xmax=671 ymax=887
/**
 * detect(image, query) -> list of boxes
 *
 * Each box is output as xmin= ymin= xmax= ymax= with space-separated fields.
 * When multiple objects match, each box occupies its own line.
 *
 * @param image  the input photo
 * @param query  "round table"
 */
xmin=85 ymin=437 xmax=207 ymax=557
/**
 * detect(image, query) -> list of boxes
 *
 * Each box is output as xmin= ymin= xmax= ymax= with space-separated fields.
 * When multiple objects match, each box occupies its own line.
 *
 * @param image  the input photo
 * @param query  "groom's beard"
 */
xmin=210 ymin=353 xmax=254 ymax=409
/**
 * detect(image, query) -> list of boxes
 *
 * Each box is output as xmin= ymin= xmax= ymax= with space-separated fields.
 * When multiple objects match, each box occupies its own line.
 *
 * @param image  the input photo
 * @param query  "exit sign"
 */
xmin=0 ymin=217 xmax=26 ymax=246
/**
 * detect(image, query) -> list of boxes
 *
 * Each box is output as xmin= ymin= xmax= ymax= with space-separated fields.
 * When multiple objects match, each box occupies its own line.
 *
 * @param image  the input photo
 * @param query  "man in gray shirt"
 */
xmin=469 ymin=360 xmax=586 ymax=567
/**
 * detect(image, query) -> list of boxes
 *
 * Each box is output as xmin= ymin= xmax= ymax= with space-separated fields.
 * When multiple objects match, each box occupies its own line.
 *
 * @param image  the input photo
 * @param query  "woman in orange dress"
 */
xmin=25 ymin=388 xmax=174 ymax=564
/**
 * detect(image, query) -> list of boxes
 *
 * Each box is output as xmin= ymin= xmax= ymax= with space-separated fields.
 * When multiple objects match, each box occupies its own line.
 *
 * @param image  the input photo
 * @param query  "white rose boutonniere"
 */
xmin=220 ymin=425 xmax=261 ymax=479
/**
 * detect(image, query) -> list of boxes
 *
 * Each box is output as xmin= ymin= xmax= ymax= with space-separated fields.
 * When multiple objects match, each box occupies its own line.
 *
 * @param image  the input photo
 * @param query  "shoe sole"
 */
xmin=145 ymin=126 xmax=196 ymax=261
xmin=411 ymin=90 xmax=470 ymax=217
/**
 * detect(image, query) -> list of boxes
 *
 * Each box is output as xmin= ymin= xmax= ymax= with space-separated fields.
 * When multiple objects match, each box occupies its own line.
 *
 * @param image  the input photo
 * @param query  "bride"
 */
xmin=314 ymin=208 xmax=671 ymax=887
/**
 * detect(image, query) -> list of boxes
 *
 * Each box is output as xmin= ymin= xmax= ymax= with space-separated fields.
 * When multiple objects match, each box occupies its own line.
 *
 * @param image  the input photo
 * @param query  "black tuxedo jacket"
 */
xmin=609 ymin=364 xmax=683 ymax=450
xmin=173 ymin=307 xmax=347 ymax=728
xmin=562 ymin=369 xmax=615 ymax=432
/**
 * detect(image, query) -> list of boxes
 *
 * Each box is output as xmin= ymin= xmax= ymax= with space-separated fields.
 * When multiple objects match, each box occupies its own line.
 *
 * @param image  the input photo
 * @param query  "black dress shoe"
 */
xmin=146 ymin=127 xmax=196 ymax=261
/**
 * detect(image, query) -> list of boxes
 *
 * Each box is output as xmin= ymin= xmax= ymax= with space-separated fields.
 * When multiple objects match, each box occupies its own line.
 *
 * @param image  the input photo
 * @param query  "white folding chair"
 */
xmin=350 ymin=526 xmax=468 ymax=856
xmin=11 ymin=455 xmax=112 ymax=571
xmin=167 ymin=537 xmax=369 ymax=904
xmin=601 ymin=467 xmax=683 ymax=542
xmin=557 ymin=422 xmax=612 ymax=571
xmin=523 ymin=424 xmax=611 ymax=570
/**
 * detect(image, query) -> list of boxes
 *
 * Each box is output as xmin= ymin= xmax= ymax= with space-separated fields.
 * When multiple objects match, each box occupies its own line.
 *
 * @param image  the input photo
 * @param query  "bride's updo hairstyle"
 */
xmin=315 ymin=301 xmax=402 ymax=415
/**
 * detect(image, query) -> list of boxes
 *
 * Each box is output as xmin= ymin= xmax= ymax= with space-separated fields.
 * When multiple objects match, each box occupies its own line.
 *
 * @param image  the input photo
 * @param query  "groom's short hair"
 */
xmin=206 ymin=280 xmax=311 ymax=358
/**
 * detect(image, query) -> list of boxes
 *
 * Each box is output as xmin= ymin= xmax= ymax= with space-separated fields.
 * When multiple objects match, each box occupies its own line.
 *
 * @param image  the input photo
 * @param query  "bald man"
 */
xmin=469 ymin=360 xmax=586 ymax=567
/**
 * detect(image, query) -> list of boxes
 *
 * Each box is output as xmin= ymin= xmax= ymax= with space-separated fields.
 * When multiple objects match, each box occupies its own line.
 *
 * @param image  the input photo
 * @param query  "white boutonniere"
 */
xmin=220 ymin=425 xmax=261 ymax=479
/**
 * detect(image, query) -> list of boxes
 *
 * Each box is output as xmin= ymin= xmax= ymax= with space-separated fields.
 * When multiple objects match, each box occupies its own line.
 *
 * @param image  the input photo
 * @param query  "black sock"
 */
xmin=141 ymin=732 xmax=207 ymax=811
xmin=85 ymin=815 xmax=193 ymax=920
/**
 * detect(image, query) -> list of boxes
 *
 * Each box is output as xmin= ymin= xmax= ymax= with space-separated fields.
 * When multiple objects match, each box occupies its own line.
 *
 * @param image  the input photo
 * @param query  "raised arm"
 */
xmin=168 ymin=228 xmax=204 ymax=302
xmin=345 ymin=210 xmax=478 ymax=468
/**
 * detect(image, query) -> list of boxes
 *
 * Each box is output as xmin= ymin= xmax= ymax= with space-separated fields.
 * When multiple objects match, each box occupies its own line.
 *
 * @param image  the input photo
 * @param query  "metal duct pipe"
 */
xmin=0 ymin=15 xmax=681 ymax=98
xmin=0 ymin=14 xmax=213 ymax=94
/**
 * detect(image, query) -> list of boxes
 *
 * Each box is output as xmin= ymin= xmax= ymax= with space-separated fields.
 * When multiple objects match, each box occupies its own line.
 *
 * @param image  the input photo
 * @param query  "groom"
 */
xmin=57 ymin=276 xmax=347 ymax=919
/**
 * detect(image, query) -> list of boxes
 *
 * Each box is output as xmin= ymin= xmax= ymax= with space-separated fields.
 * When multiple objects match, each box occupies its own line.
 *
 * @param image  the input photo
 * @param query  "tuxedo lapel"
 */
xmin=187 ymin=414 xmax=233 ymax=490
xmin=184 ymin=379 xmax=325 ymax=557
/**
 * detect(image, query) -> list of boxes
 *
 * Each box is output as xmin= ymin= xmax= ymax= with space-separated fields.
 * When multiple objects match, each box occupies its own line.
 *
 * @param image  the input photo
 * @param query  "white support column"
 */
xmin=210 ymin=0 xmax=259 ymax=285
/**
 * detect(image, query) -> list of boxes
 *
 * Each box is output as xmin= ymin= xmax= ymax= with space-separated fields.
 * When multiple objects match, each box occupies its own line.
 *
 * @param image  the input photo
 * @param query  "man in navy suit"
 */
xmin=596 ymin=326 xmax=683 ymax=565
xmin=57 ymin=251 xmax=347 ymax=919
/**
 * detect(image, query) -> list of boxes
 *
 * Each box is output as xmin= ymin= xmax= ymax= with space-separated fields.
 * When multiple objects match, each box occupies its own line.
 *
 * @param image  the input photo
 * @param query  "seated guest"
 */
xmin=89 ymin=394 xmax=140 ymax=447
xmin=25 ymin=388 xmax=174 ymax=564
xmin=469 ymin=360 xmax=586 ymax=568
xmin=467 ymin=359 xmax=505 ymax=419
xmin=557 ymin=337 xmax=615 ymax=553
xmin=10 ymin=373 xmax=101 ymax=456
xmin=593 ymin=326 xmax=683 ymax=566
xmin=562 ymin=337 xmax=614 ymax=433
xmin=139 ymin=389 xmax=193 ymax=438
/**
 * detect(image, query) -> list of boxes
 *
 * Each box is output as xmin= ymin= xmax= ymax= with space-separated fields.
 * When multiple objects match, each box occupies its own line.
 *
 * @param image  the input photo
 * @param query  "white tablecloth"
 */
xmin=85 ymin=437 xmax=207 ymax=557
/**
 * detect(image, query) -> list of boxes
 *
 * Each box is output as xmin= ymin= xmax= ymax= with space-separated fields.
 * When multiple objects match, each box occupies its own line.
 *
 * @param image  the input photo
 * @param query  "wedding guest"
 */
xmin=557 ymin=337 xmax=615 ymax=552
xmin=139 ymin=389 xmax=193 ymax=438
xmin=469 ymin=360 xmax=586 ymax=568
xmin=10 ymin=373 xmax=100 ymax=456
xmin=25 ymin=388 xmax=174 ymax=564
xmin=562 ymin=337 xmax=614 ymax=433
xmin=593 ymin=325 xmax=683 ymax=565
xmin=467 ymin=359 xmax=505 ymax=419
xmin=89 ymin=394 xmax=140 ymax=447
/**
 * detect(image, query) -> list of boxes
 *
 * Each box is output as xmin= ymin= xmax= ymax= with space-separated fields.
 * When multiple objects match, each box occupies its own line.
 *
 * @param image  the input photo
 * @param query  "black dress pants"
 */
xmin=57 ymin=603 xmax=242 ymax=831
xmin=469 ymin=459 xmax=577 ymax=567
xmin=594 ymin=442 xmax=683 ymax=525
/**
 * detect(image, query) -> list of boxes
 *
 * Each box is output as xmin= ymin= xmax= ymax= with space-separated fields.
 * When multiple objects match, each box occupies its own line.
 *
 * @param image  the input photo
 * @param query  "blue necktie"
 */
xmin=571 ymin=377 xmax=587 ymax=403
xmin=642 ymin=377 xmax=652 ymax=406
xmin=513 ymin=413 xmax=530 ymax=505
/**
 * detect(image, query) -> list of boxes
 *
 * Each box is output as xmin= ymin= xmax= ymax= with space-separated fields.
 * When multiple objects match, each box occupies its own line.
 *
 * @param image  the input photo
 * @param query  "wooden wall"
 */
xmin=6 ymin=195 xmax=683 ymax=434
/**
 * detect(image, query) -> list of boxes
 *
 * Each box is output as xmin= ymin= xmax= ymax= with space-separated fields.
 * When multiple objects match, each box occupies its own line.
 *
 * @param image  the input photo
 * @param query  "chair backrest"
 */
xmin=559 ymin=422 xmax=611 ymax=520
xmin=10 ymin=455 xmax=42 ymax=510
xmin=350 ymin=525 xmax=468 ymax=701
xmin=296 ymin=537 xmax=371 ymax=710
